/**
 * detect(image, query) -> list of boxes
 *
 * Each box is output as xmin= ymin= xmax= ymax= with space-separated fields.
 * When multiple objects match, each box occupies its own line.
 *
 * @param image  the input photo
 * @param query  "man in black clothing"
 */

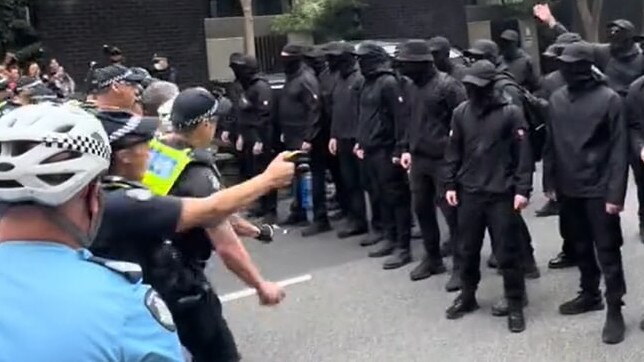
xmin=536 ymin=33 xmax=583 ymax=269
xmin=544 ymin=42 xmax=628 ymax=345
xmin=327 ymin=42 xmax=370 ymax=239
xmin=277 ymin=44 xmax=327 ymax=232
xmin=355 ymin=41 xmax=413 ymax=270
xmin=395 ymin=40 xmax=467 ymax=283
xmin=499 ymin=29 xmax=539 ymax=91
xmin=444 ymin=60 xmax=532 ymax=333
xmin=229 ymin=55 xmax=278 ymax=224
xmin=427 ymin=36 xmax=468 ymax=81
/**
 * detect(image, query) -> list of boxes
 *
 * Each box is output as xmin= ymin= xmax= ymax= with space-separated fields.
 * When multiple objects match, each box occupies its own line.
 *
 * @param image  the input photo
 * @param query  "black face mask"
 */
xmin=359 ymin=55 xmax=385 ymax=77
xmin=466 ymin=83 xmax=494 ymax=108
xmin=329 ymin=54 xmax=356 ymax=77
xmin=399 ymin=61 xmax=435 ymax=86
xmin=432 ymin=51 xmax=451 ymax=72
xmin=500 ymin=41 xmax=519 ymax=59
xmin=233 ymin=65 xmax=256 ymax=86
xmin=608 ymin=26 xmax=635 ymax=54
xmin=282 ymin=57 xmax=302 ymax=75
xmin=560 ymin=61 xmax=594 ymax=89
xmin=305 ymin=57 xmax=327 ymax=75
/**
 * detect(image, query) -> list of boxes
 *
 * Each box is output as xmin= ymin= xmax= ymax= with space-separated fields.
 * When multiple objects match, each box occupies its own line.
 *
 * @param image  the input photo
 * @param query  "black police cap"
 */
xmin=96 ymin=110 xmax=159 ymax=150
xmin=171 ymin=87 xmax=231 ymax=129
xmin=90 ymin=64 xmax=147 ymax=91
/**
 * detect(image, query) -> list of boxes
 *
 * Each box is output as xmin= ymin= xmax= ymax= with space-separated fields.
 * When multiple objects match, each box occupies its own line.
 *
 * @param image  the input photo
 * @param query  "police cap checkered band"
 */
xmin=41 ymin=134 xmax=111 ymax=161
xmin=171 ymin=87 xmax=220 ymax=129
xmin=173 ymin=99 xmax=219 ymax=129
xmin=109 ymin=115 xmax=141 ymax=142
xmin=98 ymin=69 xmax=134 ymax=89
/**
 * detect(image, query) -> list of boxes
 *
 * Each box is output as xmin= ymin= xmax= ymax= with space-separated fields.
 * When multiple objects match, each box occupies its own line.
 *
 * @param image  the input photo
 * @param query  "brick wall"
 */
xmin=33 ymin=0 xmax=210 ymax=88
xmin=360 ymin=0 xmax=469 ymax=48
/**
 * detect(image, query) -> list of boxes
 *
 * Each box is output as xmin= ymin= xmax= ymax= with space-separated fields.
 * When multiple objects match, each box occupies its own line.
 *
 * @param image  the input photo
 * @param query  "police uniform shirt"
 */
xmin=0 ymin=241 xmax=183 ymax=362
xmin=94 ymin=187 xmax=182 ymax=266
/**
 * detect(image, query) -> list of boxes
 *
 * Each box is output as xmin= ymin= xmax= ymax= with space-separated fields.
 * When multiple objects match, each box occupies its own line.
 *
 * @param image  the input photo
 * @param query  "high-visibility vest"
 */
xmin=142 ymin=139 xmax=194 ymax=196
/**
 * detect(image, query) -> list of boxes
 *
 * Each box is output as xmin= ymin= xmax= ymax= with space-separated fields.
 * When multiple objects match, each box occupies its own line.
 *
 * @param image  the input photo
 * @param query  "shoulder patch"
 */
xmin=144 ymin=289 xmax=176 ymax=332
xmin=125 ymin=188 xmax=153 ymax=202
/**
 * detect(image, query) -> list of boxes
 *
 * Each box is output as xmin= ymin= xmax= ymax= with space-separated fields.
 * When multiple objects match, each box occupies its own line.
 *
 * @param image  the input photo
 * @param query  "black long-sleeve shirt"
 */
xmin=278 ymin=65 xmax=321 ymax=148
xmin=445 ymin=97 xmax=533 ymax=197
xmin=330 ymin=66 xmax=363 ymax=140
xmin=543 ymin=81 xmax=628 ymax=205
xmin=625 ymin=75 xmax=644 ymax=157
xmin=403 ymin=72 xmax=467 ymax=159
xmin=356 ymin=70 xmax=406 ymax=154
xmin=238 ymin=75 xmax=273 ymax=146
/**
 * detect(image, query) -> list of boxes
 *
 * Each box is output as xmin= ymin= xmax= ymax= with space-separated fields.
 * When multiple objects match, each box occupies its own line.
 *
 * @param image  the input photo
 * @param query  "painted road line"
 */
xmin=219 ymin=274 xmax=313 ymax=303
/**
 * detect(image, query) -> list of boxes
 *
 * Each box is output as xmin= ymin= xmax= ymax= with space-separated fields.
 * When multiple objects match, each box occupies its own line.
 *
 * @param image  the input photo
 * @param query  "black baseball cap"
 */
xmin=608 ymin=19 xmax=635 ymax=33
xmin=500 ymin=29 xmax=520 ymax=43
xmin=355 ymin=41 xmax=388 ymax=58
xmin=558 ymin=42 xmax=594 ymax=63
xmin=90 ymin=64 xmax=147 ymax=91
xmin=543 ymin=32 xmax=582 ymax=57
xmin=281 ymin=44 xmax=310 ymax=57
xmin=428 ymin=36 xmax=451 ymax=53
xmin=462 ymin=60 xmax=497 ymax=87
xmin=170 ymin=87 xmax=232 ymax=129
xmin=324 ymin=42 xmax=356 ymax=56
xmin=96 ymin=110 xmax=158 ymax=150
xmin=396 ymin=40 xmax=434 ymax=62
xmin=465 ymin=39 xmax=499 ymax=60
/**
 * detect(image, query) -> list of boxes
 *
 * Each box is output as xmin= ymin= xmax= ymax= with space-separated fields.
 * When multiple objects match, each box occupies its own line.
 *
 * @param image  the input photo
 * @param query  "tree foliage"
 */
xmin=271 ymin=0 xmax=365 ymax=40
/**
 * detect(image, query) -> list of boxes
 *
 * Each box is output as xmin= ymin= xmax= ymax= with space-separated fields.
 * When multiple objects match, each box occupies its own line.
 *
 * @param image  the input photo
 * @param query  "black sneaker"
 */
xmin=409 ymin=258 xmax=446 ymax=281
xmin=337 ymin=224 xmax=368 ymax=239
xmin=368 ymin=240 xmax=395 ymax=258
xmin=602 ymin=304 xmax=625 ymax=345
xmin=508 ymin=309 xmax=526 ymax=333
xmin=535 ymin=200 xmax=559 ymax=217
xmin=360 ymin=232 xmax=383 ymax=247
xmin=383 ymin=249 xmax=412 ymax=270
xmin=445 ymin=272 xmax=461 ymax=293
xmin=559 ymin=293 xmax=605 ymax=315
xmin=446 ymin=294 xmax=479 ymax=320
xmin=548 ymin=252 xmax=576 ymax=269
xmin=492 ymin=297 xmax=529 ymax=317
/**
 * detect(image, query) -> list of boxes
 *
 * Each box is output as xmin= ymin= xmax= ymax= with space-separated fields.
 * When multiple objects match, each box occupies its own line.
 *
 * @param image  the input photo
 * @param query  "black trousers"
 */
xmin=364 ymin=149 xmax=412 ymax=249
xmin=458 ymin=192 xmax=525 ymax=301
xmin=487 ymin=212 xmax=534 ymax=268
xmin=241 ymin=145 xmax=277 ymax=215
xmin=560 ymin=197 xmax=626 ymax=304
xmin=163 ymin=273 xmax=240 ymax=362
xmin=409 ymin=156 xmax=457 ymax=261
xmin=337 ymin=139 xmax=368 ymax=227
xmin=559 ymin=201 xmax=576 ymax=258
xmin=631 ymin=157 xmax=644 ymax=225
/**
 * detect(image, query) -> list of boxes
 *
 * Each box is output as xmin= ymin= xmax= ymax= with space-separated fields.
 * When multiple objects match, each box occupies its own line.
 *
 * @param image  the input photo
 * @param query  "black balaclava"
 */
xmin=433 ymin=49 xmax=451 ymax=73
xmin=282 ymin=56 xmax=302 ymax=76
xmin=560 ymin=60 xmax=594 ymax=90
xmin=500 ymin=39 xmax=519 ymax=60
xmin=236 ymin=65 xmax=257 ymax=88
xmin=305 ymin=56 xmax=327 ymax=76
xmin=329 ymin=53 xmax=356 ymax=78
xmin=465 ymin=83 xmax=495 ymax=109
xmin=358 ymin=54 xmax=387 ymax=78
xmin=608 ymin=24 xmax=636 ymax=56
xmin=398 ymin=61 xmax=436 ymax=86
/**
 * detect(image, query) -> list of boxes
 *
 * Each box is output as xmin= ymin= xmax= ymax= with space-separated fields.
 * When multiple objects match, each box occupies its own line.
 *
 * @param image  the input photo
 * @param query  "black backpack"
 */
xmin=496 ymin=78 xmax=549 ymax=161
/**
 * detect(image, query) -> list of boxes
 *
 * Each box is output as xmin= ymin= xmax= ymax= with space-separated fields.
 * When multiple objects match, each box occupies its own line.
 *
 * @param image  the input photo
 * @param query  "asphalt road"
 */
xmin=205 ymin=168 xmax=644 ymax=362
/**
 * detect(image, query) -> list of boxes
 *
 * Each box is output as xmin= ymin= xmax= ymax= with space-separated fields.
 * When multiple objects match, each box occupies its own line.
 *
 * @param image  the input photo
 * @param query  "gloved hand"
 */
xmin=255 ymin=224 xmax=275 ymax=243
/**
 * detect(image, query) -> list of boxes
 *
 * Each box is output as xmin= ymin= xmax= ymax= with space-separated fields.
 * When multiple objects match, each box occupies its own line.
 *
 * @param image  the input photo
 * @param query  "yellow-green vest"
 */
xmin=142 ymin=139 xmax=194 ymax=196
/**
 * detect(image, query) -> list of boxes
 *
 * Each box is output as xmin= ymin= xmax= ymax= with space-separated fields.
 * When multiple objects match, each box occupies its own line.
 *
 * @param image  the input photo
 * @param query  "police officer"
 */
xmin=327 ymin=42 xmax=371 ymax=239
xmin=278 ymin=44 xmax=327 ymax=231
xmin=355 ymin=41 xmax=413 ymax=269
xmin=543 ymin=42 xmax=628 ymax=345
xmin=395 ymin=40 xmax=467 ymax=284
xmin=444 ymin=60 xmax=532 ymax=333
xmin=536 ymin=33 xmax=584 ymax=270
xmin=229 ymin=54 xmax=278 ymax=224
xmin=0 ymin=104 xmax=183 ymax=361
xmin=427 ymin=36 xmax=468 ymax=81
xmin=498 ymin=29 xmax=539 ymax=91
xmin=13 ymin=76 xmax=58 ymax=105
xmin=89 ymin=64 xmax=146 ymax=114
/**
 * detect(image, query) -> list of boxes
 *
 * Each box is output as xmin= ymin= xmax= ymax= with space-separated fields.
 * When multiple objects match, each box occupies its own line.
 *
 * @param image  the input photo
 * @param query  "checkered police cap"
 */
xmin=171 ymin=87 xmax=221 ymax=130
xmin=41 ymin=134 xmax=111 ymax=161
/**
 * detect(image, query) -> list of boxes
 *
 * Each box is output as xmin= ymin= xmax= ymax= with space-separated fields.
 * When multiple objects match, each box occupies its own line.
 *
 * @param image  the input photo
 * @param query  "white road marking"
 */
xmin=219 ymin=274 xmax=313 ymax=303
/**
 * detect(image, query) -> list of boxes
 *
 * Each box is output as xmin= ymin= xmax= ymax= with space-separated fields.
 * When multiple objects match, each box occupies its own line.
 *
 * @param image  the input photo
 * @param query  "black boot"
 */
xmin=492 ymin=295 xmax=529 ymax=317
xmin=409 ymin=257 xmax=446 ymax=281
xmin=602 ymin=303 xmax=625 ymax=345
xmin=360 ymin=232 xmax=383 ymax=247
xmin=368 ymin=240 xmax=395 ymax=258
xmin=535 ymin=199 xmax=559 ymax=217
xmin=301 ymin=221 xmax=332 ymax=237
xmin=507 ymin=300 xmax=526 ymax=333
xmin=280 ymin=212 xmax=309 ymax=227
xmin=446 ymin=293 xmax=479 ymax=320
xmin=559 ymin=292 xmax=605 ymax=315
xmin=524 ymin=256 xmax=541 ymax=280
xmin=445 ymin=271 xmax=461 ymax=292
xmin=337 ymin=222 xmax=368 ymax=239
xmin=383 ymin=249 xmax=412 ymax=270
xmin=548 ymin=252 xmax=576 ymax=269
xmin=487 ymin=254 xmax=498 ymax=269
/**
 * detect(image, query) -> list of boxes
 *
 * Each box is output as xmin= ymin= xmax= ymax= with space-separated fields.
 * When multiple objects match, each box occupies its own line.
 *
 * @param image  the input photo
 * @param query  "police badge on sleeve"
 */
xmin=145 ymin=289 xmax=176 ymax=332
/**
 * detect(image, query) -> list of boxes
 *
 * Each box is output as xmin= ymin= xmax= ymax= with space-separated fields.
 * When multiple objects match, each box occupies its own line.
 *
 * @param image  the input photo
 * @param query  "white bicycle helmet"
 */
xmin=0 ymin=103 xmax=111 ymax=206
